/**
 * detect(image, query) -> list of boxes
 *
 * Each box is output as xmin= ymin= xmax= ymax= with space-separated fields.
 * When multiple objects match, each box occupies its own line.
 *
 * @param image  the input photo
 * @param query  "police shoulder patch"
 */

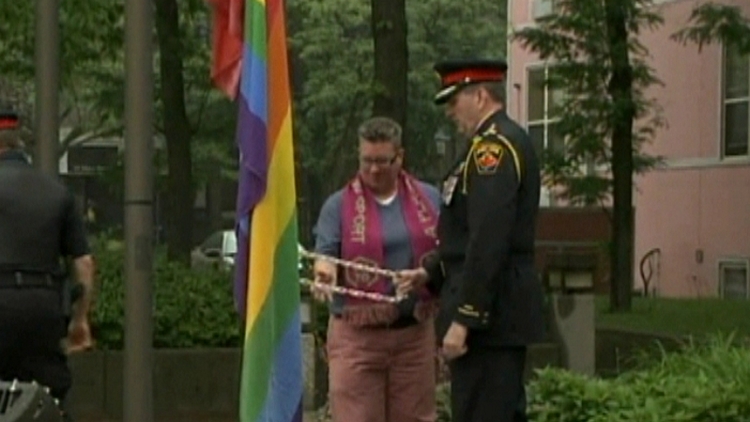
xmin=472 ymin=140 xmax=503 ymax=175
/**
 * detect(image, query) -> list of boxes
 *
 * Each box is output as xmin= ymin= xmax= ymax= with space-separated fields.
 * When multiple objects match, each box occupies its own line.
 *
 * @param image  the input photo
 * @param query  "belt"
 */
xmin=333 ymin=314 xmax=418 ymax=330
xmin=0 ymin=272 xmax=57 ymax=289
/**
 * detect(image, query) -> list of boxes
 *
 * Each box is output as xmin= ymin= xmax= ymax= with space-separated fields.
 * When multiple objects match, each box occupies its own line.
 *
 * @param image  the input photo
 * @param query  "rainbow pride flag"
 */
xmin=210 ymin=0 xmax=303 ymax=421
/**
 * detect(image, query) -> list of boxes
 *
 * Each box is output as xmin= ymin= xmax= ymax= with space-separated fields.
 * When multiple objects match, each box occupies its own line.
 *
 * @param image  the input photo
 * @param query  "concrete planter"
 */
xmin=68 ymin=334 xmax=319 ymax=421
xmin=68 ymin=348 xmax=242 ymax=421
xmin=67 ymin=337 xmax=560 ymax=421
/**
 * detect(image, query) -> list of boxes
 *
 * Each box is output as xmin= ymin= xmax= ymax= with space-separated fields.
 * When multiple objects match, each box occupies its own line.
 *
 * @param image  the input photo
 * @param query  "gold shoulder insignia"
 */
xmin=482 ymin=123 xmax=499 ymax=136
xmin=472 ymin=141 xmax=503 ymax=175
xmin=470 ymin=127 xmax=523 ymax=183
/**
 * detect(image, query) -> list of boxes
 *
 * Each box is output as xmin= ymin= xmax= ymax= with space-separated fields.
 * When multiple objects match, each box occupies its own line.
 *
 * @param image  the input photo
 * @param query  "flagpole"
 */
xmin=34 ymin=0 xmax=60 ymax=176
xmin=123 ymin=0 xmax=155 ymax=420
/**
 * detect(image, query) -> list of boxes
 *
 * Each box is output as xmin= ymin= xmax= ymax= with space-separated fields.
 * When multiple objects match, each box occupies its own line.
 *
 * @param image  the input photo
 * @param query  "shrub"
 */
xmin=436 ymin=382 xmax=451 ymax=422
xmin=90 ymin=235 xmax=242 ymax=349
xmin=527 ymin=334 xmax=750 ymax=422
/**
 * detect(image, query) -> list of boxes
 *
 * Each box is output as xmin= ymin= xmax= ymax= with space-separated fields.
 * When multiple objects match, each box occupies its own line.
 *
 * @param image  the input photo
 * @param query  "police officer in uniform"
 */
xmin=0 ymin=110 xmax=95 ymax=422
xmin=395 ymin=59 xmax=546 ymax=422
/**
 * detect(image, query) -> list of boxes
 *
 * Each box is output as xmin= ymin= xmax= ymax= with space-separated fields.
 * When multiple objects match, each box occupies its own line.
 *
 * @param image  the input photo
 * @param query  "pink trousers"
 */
xmin=327 ymin=317 xmax=437 ymax=422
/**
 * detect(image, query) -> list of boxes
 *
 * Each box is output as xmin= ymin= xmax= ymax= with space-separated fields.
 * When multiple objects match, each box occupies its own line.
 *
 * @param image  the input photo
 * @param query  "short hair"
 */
xmin=463 ymin=82 xmax=506 ymax=105
xmin=357 ymin=116 xmax=402 ymax=148
xmin=0 ymin=129 xmax=22 ymax=150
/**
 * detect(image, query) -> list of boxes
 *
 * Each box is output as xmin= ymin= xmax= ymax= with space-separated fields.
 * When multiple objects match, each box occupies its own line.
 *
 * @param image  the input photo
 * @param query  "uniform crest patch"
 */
xmin=473 ymin=142 xmax=503 ymax=175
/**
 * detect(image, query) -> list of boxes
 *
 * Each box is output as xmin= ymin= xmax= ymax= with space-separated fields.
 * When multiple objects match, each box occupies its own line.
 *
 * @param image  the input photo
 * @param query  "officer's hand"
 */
xmin=441 ymin=322 xmax=468 ymax=361
xmin=65 ymin=318 xmax=93 ymax=354
xmin=394 ymin=268 xmax=428 ymax=296
xmin=311 ymin=260 xmax=336 ymax=302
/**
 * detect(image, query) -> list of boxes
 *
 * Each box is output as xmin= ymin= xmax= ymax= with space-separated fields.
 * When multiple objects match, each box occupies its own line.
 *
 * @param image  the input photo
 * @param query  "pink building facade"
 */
xmin=507 ymin=0 xmax=750 ymax=298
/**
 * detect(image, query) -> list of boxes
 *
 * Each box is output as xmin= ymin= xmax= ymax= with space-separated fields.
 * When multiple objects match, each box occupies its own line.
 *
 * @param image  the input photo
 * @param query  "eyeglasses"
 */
xmin=359 ymin=155 xmax=398 ymax=168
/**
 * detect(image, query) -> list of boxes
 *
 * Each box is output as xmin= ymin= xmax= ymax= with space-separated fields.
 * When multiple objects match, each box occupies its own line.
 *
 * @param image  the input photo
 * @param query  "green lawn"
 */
xmin=595 ymin=296 xmax=750 ymax=338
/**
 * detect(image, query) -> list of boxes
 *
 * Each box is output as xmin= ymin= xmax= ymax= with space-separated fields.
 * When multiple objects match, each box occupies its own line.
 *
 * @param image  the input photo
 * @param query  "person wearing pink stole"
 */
xmin=313 ymin=117 xmax=441 ymax=422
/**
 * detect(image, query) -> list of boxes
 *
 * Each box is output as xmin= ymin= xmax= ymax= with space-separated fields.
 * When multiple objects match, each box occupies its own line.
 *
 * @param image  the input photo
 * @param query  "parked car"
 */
xmin=191 ymin=230 xmax=236 ymax=271
xmin=191 ymin=229 xmax=305 ymax=271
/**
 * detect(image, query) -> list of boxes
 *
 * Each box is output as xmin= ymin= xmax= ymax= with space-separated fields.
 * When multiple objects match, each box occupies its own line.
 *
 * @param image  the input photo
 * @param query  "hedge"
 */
xmin=90 ymin=236 xmax=242 ymax=349
xmin=425 ymin=335 xmax=750 ymax=422
xmin=526 ymin=335 xmax=750 ymax=421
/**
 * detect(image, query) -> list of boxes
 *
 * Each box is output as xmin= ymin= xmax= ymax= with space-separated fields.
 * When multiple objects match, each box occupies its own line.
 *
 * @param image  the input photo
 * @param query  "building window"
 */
xmin=527 ymin=66 xmax=565 ymax=161
xmin=718 ymin=259 xmax=748 ymax=300
xmin=532 ymin=0 xmax=555 ymax=20
xmin=723 ymin=45 xmax=749 ymax=157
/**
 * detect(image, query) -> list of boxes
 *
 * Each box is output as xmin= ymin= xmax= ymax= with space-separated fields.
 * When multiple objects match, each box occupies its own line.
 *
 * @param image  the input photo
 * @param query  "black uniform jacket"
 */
xmin=425 ymin=110 xmax=546 ymax=348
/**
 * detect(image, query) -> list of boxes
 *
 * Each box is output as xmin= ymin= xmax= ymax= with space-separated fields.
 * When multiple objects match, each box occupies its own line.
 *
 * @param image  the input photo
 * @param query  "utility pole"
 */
xmin=34 ymin=0 xmax=60 ymax=176
xmin=123 ymin=0 xmax=155 ymax=421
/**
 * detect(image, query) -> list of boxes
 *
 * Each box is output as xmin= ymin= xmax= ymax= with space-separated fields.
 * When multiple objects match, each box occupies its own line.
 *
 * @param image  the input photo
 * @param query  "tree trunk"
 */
xmin=370 ymin=0 xmax=408 ymax=143
xmin=155 ymin=0 xmax=193 ymax=263
xmin=604 ymin=0 xmax=635 ymax=312
xmin=206 ymin=172 xmax=223 ymax=233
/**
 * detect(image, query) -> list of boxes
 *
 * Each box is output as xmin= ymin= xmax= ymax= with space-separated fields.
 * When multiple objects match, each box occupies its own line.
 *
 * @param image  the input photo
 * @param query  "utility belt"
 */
xmin=0 ymin=271 xmax=82 ymax=318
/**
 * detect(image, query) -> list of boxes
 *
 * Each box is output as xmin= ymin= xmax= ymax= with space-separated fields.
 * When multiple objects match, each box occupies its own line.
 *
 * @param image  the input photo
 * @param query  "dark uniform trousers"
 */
xmin=449 ymin=347 xmax=527 ymax=422
xmin=0 ymin=273 xmax=72 ymax=403
xmin=427 ymin=110 xmax=546 ymax=422
xmin=438 ymin=259 xmax=540 ymax=422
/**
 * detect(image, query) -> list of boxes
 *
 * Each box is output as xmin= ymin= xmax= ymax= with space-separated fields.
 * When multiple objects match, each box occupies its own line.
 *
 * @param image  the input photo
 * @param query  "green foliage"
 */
xmin=512 ymin=0 xmax=665 ymax=206
xmin=436 ymin=382 xmax=452 ymax=422
xmin=91 ymin=235 xmax=241 ymax=349
xmin=0 ymin=0 xmax=35 ymax=132
xmin=672 ymin=3 xmax=750 ymax=55
xmin=156 ymin=0 xmax=238 ymax=187
xmin=527 ymin=335 xmax=750 ymax=421
xmin=289 ymin=0 xmax=507 ymax=199
xmin=429 ymin=336 xmax=750 ymax=422
xmin=4 ymin=0 xmax=509 ymax=237
xmin=289 ymin=0 xmax=374 ymax=196
xmin=61 ymin=0 xmax=126 ymax=130
xmin=0 ymin=0 xmax=125 ymax=149
xmin=405 ymin=0 xmax=506 ymax=174
xmin=0 ymin=0 xmax=234 ymax=189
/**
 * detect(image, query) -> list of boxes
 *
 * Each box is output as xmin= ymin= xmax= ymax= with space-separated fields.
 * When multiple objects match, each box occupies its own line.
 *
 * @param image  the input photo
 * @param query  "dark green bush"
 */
xmin=427 ymin=336 xmax=750 ymax=422
xmin=527 ymin=335 xmax=750 ymax=422
xmin=436 ymin=382 xmax=451 ymax=422
xmin=90 ymin=236 xmax=241 ymax=349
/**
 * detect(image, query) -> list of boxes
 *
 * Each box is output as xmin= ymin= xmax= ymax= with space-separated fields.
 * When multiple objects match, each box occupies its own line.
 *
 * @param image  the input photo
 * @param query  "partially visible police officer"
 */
xmin=395 ymin=59 xmax=546 ymax=422
xmin=0 ymin=111 xmax=95 ymax=422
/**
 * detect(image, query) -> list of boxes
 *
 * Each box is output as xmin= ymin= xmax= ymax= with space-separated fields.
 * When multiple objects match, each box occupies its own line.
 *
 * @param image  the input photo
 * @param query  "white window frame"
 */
xmin=531 ymin=0 xmax=555 ymax=20
xmin=721 ymin=44 xmax=750 ymax=159
xmin=717 ymin=258 xmax=749 ymax=300
xmin=526 ymin=65 xmax=559 ymax=206
xmin=527 ymin=65 xmax=563 ymax=158
xmin=527 ymin=64 xmax=601 ymax=206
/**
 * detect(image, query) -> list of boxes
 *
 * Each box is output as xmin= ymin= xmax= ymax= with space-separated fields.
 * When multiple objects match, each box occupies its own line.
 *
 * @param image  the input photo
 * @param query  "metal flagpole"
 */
xmin=34 ymin=0 xmax=60 ymax=176
xmin=123 ymin=0 xmax=155 ymax=420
